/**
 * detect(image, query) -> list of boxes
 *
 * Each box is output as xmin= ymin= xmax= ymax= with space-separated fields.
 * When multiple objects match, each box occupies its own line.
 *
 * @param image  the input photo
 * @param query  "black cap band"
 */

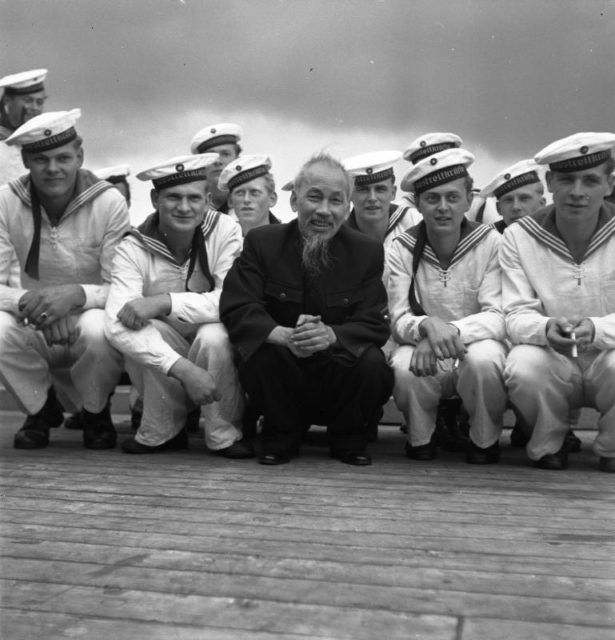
xmin=197 ymin=134 xmax=238 ymax=153
xmin=494 ymin=171 xmax=540 ymax=199
xmin=549 ymin=149 xmax=611 ymax=173
xmin=353 ymin=167 xmax=394 ymax=186
xmin=21 ymin=127 xmax=77 ymax=153
xmin=414 ymin=164 xmax=468 ymax=195
xmin=153 ymin=169 xmax=207 ymax=190
xmin=4 ymin=82 xmax=45 ymax=96
xmin=410 ymin=142 xmax=457 ymax=164
xmin=227 ymin=164 xmax=269 ymax=192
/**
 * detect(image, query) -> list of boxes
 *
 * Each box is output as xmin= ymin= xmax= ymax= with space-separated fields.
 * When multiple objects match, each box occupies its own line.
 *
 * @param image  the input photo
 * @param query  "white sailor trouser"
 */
xmin=391 ymin=339 xmax=507 ymax=448
xmin=0 ymin=309 xmax=123 ymax=414
xmin=127 ymin=320 xmax=243 ymax=450
xmin=504 ymin=345 xmax=615 ymax=460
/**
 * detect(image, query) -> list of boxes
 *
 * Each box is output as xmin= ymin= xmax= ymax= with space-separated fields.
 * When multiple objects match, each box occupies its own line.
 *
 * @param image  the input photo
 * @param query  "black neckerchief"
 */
xmin=408 ymin=221 xmax=427 ymax=315
xmin=24 ymin=182 xmax=43 ymax=279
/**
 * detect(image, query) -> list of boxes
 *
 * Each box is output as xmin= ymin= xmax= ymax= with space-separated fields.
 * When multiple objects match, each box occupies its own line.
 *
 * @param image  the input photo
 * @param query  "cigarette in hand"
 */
xmin=570 ymin=331 xmax=578 ymax=358
xmin=453 ymin=358 xmax=460 ymax=370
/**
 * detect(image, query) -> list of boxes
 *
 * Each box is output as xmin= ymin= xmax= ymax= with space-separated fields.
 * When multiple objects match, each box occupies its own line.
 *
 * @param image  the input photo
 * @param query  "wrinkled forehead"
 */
xmin=300 ymin=163 xmax=350 ymax=196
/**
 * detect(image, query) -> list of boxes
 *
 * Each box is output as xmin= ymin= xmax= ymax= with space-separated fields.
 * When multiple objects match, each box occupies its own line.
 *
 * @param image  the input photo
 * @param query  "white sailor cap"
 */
xmin=136 ymin=153 xmax=219 ymax=190
xmin=218 ymin=154 xmax=272 ymax=193
xmin=401 ymin=148 xmax=475 ymax=194
xmin=535 ymin=132 xmax=615 ymax=172
xmin=479 ymin=159 xmax=542 ymax=199
xmin=403 ymin=132 xmax=463 ymax=164
xmin=5 ymin=108 xmax=81 ymax=152
xmin=281 ymin=180 xmax=294 ymax=191
xmin=190 ymin=123 xmax=243 ymax=154
xmin=343 ymin=150 xmax=402 ymax=186
xmin=95 ymin=164 xmax=130 ymax=184
xmin=0 ymin=69 xmax=48 ymax=95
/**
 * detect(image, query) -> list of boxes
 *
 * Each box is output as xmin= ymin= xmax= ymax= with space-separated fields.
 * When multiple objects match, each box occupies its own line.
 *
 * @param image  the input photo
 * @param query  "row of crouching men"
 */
xmin=0 ymin=104 xmax=614 ymax=471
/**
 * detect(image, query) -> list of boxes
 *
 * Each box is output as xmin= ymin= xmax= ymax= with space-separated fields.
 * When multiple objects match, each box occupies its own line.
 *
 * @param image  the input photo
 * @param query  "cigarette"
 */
xmin=453 ymin=358 xmax=460 ymax=370
xmin=570 ymin=331 xmax=578 ymax=358
xmin=23 ymin=317 xmax=29 ymax=326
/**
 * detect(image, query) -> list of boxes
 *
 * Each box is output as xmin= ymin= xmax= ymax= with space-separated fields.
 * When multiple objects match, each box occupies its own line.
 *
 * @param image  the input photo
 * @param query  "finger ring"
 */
xmin=40 ymin=312 xmax=48 ymax=321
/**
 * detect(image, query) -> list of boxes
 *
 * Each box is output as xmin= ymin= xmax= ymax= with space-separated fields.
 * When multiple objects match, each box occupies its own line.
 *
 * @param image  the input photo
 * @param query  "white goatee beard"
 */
xmin=301 ymin=233 xmax=331 ymax=278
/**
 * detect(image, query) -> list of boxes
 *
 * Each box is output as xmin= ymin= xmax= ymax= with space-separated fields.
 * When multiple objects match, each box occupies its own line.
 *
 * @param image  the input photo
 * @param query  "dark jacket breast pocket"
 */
xmin=264 ymin=281 xmax=303 ymax=325
xmin=325 ymin=287 xmax=364 ymax=323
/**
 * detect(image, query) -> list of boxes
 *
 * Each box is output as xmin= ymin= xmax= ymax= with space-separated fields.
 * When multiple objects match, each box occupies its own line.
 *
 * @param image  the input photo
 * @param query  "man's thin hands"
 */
xmin=546 ymin=316 xmax=595 ymax=355
xmin=291 ymin=314 xmax=335 ymax=355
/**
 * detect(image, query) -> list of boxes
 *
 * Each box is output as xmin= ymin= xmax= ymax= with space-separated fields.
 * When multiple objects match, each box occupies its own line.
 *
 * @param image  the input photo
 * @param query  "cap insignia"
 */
xmin=504 ymin=173 xmax=511 ymax=180
xmin=580 ymin=146 xmax=588 ymax=154
xmin=430 ymin=158 xmax=437 ymax=165
xmin=420 ymin=141 xmax=426 ymax=147
xmin=210 ymin=128 xmax=216 ymax=134
xmin=236 ymin=165 xmax=242 ymax=172
xmin=176 ymin=163 xmax=185 ymax=172
xmin=44 ymin=129 xmax=52 ymax=137
xmin=366 ymin=167 xmax=373 ymax=174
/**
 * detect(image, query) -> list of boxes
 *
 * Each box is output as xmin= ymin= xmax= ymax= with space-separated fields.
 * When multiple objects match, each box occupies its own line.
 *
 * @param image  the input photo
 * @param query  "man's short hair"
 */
xmin=294 ymin=152 xmax=352 ymax=199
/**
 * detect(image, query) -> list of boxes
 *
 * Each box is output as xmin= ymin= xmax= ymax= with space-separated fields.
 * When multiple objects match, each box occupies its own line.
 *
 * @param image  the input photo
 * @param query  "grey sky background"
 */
xmin=2 ymin=0 xmax=614 ymax=221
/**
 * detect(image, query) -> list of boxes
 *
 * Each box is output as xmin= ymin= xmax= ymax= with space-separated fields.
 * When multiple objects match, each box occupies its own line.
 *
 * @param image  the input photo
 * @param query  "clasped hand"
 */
xmin=287 ymin=314 xmax=335 ymax=358
xmin=410 ymin=317 xmax=466 ymax=377
xmin=546 ymin=316 xmax=595 ymax=355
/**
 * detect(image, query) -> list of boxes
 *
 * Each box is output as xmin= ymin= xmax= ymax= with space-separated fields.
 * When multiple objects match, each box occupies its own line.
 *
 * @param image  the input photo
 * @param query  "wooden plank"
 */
xmin=2 ymin=543 xmax=614 ymax=603
xmin=2 ymin=528 xmax=612 ymax=581
xmin=2 ymin=559 xmax=614 ymax=627
xmin=0 ymin=581 xmax=458 ymax=640
xmin=2 ymin=509 xmax=613 ymax=563
xmin=0 ymin=608 xmax=363 ymax=640
xmin=462 ymin=616 xmax=615 ymax=640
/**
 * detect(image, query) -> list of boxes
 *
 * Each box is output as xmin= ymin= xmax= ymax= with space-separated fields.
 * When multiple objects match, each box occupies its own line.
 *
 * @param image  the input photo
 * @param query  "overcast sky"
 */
xmin=2 ymin=0 xmax=613 ymax=221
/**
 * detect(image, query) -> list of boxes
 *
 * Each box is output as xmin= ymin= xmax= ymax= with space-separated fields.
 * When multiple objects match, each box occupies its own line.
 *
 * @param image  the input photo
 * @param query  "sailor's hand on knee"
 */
xmin=18 ymin=285 xmax=85 ymax=328
xmin=419 ymin=317 xmax=465 ymax=360
xmin=117 ymin=295 xmax=171 ymax=329
xmin=41 ymin=316 xmax=78 ymax=346
xmin=410 ymin=340 xmax=438 ymax=377
xmin=168 ymin=358 xmax=220 ymax=405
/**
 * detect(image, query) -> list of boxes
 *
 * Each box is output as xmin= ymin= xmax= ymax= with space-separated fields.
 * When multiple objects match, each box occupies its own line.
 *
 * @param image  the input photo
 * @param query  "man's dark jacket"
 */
xmin=220 ymin=219 xmax=390 ymax=363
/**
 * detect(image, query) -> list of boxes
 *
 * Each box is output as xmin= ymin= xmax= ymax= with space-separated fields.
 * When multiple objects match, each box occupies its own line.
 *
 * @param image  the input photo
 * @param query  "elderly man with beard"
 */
xmin=220 ymin=153 xmax=394 ymax=465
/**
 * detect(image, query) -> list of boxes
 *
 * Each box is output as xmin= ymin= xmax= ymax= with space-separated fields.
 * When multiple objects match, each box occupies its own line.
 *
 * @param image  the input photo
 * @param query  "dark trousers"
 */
xmin=239 ymin=344 xmax=394 ymax=455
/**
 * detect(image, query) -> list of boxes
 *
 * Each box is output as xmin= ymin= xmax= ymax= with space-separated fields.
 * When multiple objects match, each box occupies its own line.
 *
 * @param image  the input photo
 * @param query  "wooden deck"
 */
xmin=1 ymin=409 xmax=614 ymax=640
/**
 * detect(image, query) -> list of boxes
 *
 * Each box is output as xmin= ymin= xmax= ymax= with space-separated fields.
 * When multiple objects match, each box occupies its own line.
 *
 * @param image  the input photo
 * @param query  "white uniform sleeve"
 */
xmin=104 ymin=239 xmax=182 ymax=375
xmin=0 ymin=202 xmax=26 ymax=311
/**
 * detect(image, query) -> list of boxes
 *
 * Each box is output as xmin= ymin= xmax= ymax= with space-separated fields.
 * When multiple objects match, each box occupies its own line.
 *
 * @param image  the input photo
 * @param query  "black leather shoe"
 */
xmin=404 ymin=439 xmax=437 ymax=461
xmin=564 ymin=429 xmax=582 ymax=453
xmin=14 ymin=387 xmax=65 ymax=449
xmin=466 ymin=440 xmax=500 ymax=464
xmin=121 ymin=428 xmax=188 ymax=454
xmin=510 ymin=422 xmax=530 ymax=447
xmin=331 ymin=450 xmax=372 ymax=466
xmin=598 ymin=457 xmax=615 ymax=473
xmin=82 ymin=404 xmax=117 ymax=450
xmin=258 ymin=452 xmax=291 ymax=465
xmin=212 ymin=438 xmax=255 ymax=459
xmin=535 ymin=449 xmax=568 ymax=470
